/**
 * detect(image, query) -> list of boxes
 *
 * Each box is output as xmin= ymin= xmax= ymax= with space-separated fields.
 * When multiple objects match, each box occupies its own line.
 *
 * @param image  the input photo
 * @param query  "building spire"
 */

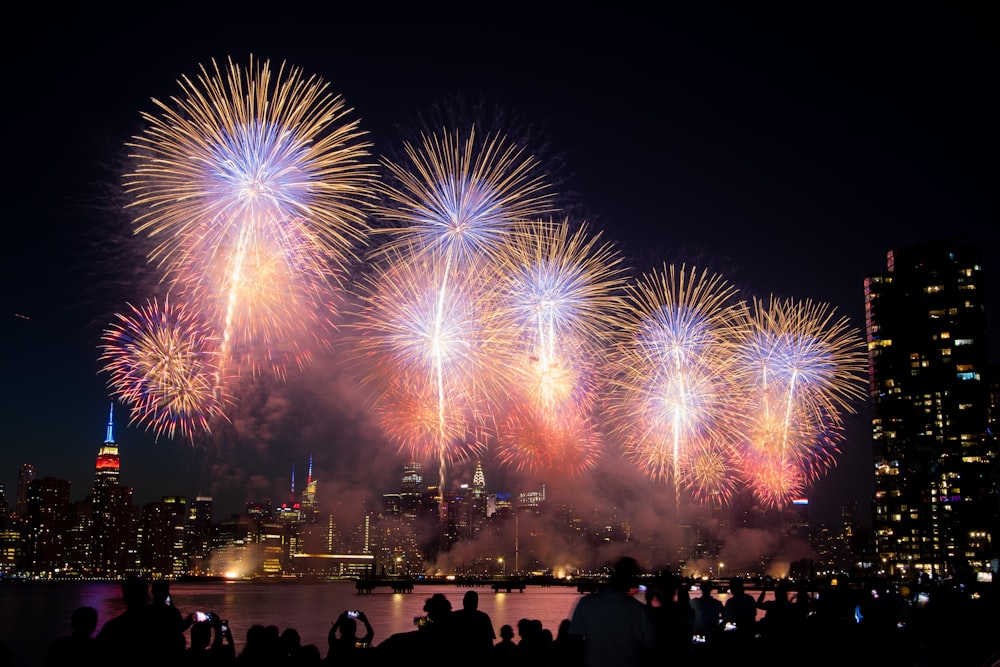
xmin=307 ymin=453 xmax=313 ymax=485
xmin=290 ymin=462 xmax=296 ymax=496
xmin=105 ymin=402 xmax=115 ymax=444
xmin=472 ymin=460 xmax=485 ymax=499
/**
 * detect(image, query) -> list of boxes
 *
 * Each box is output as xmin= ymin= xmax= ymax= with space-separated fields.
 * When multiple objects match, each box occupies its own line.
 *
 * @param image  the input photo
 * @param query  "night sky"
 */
xmin=3 ymin=6 xmax=995 ymax=536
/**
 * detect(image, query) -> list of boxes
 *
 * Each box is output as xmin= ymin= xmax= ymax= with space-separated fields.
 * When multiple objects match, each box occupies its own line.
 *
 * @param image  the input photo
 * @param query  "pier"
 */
xmin=353 ymin=575 xmax=586 ymax=594
xmin=356 ymin=579 xmax=415 ymax=594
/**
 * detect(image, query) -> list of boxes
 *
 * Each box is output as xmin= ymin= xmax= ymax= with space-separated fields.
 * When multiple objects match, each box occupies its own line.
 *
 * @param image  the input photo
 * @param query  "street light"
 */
xmin=498 ymin=557 xmax=505 ymax=576
xmin=719 ymin=562 xmax=725 ymax=580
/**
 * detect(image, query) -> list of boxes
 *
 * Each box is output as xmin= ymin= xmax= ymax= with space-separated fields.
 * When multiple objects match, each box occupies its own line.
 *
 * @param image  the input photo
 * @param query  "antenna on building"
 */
xmin=105 ymin=402 xmax=115 ymax=444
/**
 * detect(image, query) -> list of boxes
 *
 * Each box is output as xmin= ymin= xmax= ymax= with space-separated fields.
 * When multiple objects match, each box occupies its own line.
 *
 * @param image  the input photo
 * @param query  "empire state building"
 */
xmin=91 ymin=404 xmax=135 ymax=576
xmin=94 ymin=404 xmax=121 ymax=496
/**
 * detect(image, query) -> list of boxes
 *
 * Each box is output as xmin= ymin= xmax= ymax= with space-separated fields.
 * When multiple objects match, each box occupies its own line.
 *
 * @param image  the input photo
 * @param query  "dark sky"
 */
xmin=3 ymin=5 xmax=995 ymax=533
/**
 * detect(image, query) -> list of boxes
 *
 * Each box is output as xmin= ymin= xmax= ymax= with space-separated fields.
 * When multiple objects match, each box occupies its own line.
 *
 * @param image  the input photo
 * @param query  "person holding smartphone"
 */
xmin=185 ymin=612 xmax=234 ymax=665
xmin=323 ymin=609 xmax=374 ymax=664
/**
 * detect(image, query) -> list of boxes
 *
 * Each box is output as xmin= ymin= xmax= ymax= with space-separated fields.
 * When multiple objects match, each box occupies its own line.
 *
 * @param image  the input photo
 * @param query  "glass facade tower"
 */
xmin=865 ymin=241 xmax=997 ymax=578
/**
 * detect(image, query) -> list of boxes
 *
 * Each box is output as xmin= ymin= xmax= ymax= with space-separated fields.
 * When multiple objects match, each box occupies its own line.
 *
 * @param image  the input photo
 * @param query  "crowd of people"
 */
xmin=25 ymin=558 xmax=1000 ymax=667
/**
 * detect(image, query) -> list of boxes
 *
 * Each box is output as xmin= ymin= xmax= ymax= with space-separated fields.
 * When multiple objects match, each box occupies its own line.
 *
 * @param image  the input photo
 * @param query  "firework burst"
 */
xmin=124 ymin=55 xmax=376 ymax=380
xmin=99 ymin=297 xmax=230 ymax=441
xmin=369 ymin=126 xmax=556 ymax=266
xmin=608 ymin=264 xmax=746 ymax=501
xmin=351 ymin=247 xmax=510 ymax=466
xmin=495 ymin=404 xmax=604 ymax=475
xmin=361 ymin=126 xmax=554 ymax=493
xmin=678 ymin=435 xmax=743 ymax=506
xmin=491 ymin=218 xmax=628 ymax=473
xmin=732 ymin=295 xmax=867 ymax=507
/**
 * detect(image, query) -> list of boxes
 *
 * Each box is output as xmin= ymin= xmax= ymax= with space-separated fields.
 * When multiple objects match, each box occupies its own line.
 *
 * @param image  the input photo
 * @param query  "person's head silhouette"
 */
xmin=151 ymin=579 xmax=171 ymax=604
xmin=120 ymin=577 xmax=149 ymax=610
xmin=609 ymin=556 xmax=641 ymax=592
xmin=70 ymin=606 xmax=98 ymax=637
xmin=190 ymin=621 xmax=212 ymax=650
xmin=423 ymin=593 xmax=452 ymax=623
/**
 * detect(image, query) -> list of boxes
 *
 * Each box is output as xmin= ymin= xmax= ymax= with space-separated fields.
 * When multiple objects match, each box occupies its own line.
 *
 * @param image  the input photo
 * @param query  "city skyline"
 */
xmin=4 ymin=7 xmax=995 ymax=535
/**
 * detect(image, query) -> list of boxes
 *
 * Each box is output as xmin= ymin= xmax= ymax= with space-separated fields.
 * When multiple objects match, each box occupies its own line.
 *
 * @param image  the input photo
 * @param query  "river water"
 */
xmin=2 ymin=580 xmax=592 ymax=665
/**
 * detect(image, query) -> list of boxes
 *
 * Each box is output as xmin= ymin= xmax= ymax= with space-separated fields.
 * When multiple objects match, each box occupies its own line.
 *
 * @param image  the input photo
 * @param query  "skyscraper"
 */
xmin=300 ymin=454 xmax=318 ymax=523
xmin=94 ymin=404 xmax=121 ymax=494
xmin=91 ymin=404 xmax=137 ymax=576
xmin=23 ymin=476 xmax=71 ymax=576
xmin=865 ymin=241 xmax=997 ymax=578
xmin=15 ymin=463 xmax=35 ymax=519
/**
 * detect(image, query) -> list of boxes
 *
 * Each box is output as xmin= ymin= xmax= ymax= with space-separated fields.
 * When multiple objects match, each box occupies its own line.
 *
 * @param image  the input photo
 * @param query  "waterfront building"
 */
xmin=185 ymin=496 xmax=214 ymax=574
xmin=15 ymin=463 xmax=34 ymax=520
xmin=865 ymin=240 xmax=998 ymax=577
xmin=299 ymin=454 xmax=319 ymax=523
xmin=23 ymin=476 xmax=70 ymax=576
xmin=399 ymin=461 xmax=424 ymax=519
xmin=91 ymin=404 xmax=138 ymax=576
xmin=140 ymin=495 xmax=188 ymax=577
xmin=63 ymin=497 xmax=94 ymax=575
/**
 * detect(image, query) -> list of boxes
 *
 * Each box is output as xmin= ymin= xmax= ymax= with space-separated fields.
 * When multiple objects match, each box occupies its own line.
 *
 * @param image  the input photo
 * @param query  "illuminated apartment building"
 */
xmin=865 ymin=240 xmax=997 ymax=578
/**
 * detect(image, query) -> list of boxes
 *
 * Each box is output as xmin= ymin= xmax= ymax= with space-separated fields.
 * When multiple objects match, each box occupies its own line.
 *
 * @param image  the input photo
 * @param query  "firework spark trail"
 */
xmin=351 ymin=247 xmax=509 ymax=465
xmin=733 ymin=296 xmax=867 ymax=507
xmin=365 ymin=126 xmax=555 ymax=496
xmin=491 ymin=218 xmax=628 ymax=473
xmin=608 ymin=264 xmax=746 ymax=507
xmin=123 ymin=56 xmax=376 ymax=388
xmin=98 ymin=297 xmax=230 ymax=441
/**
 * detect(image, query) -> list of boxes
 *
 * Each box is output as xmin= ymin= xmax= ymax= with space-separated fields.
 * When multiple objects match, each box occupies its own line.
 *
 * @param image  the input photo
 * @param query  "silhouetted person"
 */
xmin=756 ymin=578 xmax=795 ymax=644
xmin=514 ymin=617 xmax=548 ymax=667
xmin=323 ymin=610 xmax=373 ymax=665
xmin=491 ymin=624 xmax=518 ymax=667
xmin=451 ymin=590 xmax=496 ymax=655
xmin=96 ymin=576 xmax=154 ymax=667
xmin=45 ymin=605 xmax=99 ymax=667
xmin=149 ymin=579 xmax=188 ymax=661
xmin=374 ymin=593 xmax=453 ymax=666
xmin=644 ymin=572 xmax=693 ymax=664
xmin=236 ymin=624 xmax=281 ymax=666
xmin=292 ymin=643 xmax=321 ymax=665
xmin=722 ymin=576 xmax=757 ymax=647
xmin=279 ymin=627 xmax=303 ymax=664
xmin=568 ymin=556 xmax=656 ymax=667
xmin=549 ymin=618 xmax=578 ymax=665
xmin=184 ymin=617 xmax=235 ymax=666
xmin=690 ymin=580 xmax=724 ymax=645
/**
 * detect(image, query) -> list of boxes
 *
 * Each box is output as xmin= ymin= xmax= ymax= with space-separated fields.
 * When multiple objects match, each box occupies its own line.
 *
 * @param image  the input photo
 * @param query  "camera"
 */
xmin=194 ymin=611 xmax=211 ymax=623
xmin=346 ymin=610 xmax=360 ymax=619
xmin=220 ymin=620 xmax=229 ymax=634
